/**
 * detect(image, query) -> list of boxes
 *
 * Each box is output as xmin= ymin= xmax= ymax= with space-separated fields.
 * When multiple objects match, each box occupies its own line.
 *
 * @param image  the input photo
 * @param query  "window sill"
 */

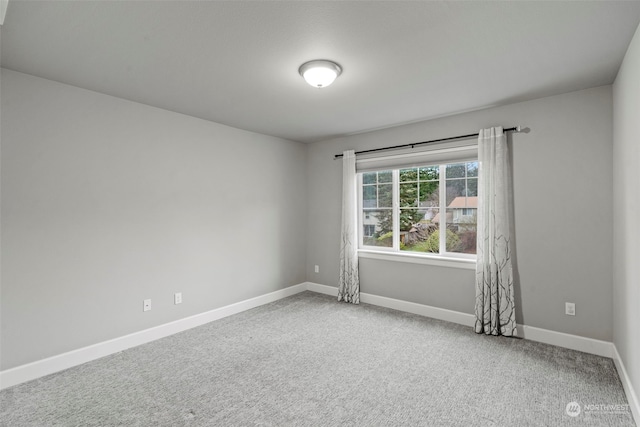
xmin=358 ymin=249 xmax=476 ymax=270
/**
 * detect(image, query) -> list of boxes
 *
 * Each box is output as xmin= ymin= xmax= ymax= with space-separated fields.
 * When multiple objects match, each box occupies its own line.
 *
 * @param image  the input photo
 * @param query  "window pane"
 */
xmin=419 ymin=166 xmax=439 ymax=181
xmin=444 ymin=160 xmax=478 ymax=254
xmin=446 ymin=163 xmax=466 ymax=178
xmin=362 ymin=210 xmax=393 ymax=247
xmin=447 ymin=194 xmax=474 ymax=208
xmin=363 ymin=172 xmax=377 ymax=185
xmin=467 ymin=178 xmax=478 ymax=197
xmin=400 ymin=182 xmax=418 ymax=207
xmin=445 ymin=179 xmax=466 ymax=205
xmin=363 ymin=224 xmax=376 ymax=237
xmin=378 ymin=184 xmax=393 ymax=207
xmin=419 ymin=181 xmax=439 ymax=207
xmin=399 ymin=208 xmax=428 ymax=232
xmin=400 ymin=168 xmax=418 ymax=182
xmin=399 ymin=218 xmax=439 ymax=253
xmin=423 ymin=206 xmax=440 ymax=224
xmin=446 ymin=209 xmax=477 ymax=254
xmin=467 ymin=161 xmax=478 ymax=177
xmin=378 ymin=170 xmax=392 ymax=183
xmin=362 ymin=185 xmax=377 ymax=207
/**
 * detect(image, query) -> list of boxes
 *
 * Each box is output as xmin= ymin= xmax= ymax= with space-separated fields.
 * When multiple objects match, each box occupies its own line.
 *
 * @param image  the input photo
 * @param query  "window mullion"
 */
xmin=392 ymin=169 xmax=400 ymax=251
xmin=357 ymin=173 xmax=364 ymax=248
xmin=439 ymin=165 xmax=446 ymax=254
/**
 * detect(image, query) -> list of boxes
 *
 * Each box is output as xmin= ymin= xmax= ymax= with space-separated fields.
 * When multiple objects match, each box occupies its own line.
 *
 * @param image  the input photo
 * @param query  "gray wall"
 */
xmin=0 ymin=67 xmax=621 ymax=371
xmin=613 ymin=22 xmax=640 ymax=412
xmin=0 ymin=69 xmax=308 ymax=370
xmin=307 ymin=85 xmax=613 ymax=341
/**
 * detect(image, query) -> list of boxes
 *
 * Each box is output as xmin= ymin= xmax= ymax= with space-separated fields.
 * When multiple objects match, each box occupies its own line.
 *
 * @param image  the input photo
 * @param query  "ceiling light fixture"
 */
xmin=298 ymin=60 xmax=342 ymax=88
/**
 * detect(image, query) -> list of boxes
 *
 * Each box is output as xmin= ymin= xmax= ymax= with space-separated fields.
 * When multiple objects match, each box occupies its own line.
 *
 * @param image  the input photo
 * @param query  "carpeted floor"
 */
xmin=0 ymin=291 xmax=635 ymax=426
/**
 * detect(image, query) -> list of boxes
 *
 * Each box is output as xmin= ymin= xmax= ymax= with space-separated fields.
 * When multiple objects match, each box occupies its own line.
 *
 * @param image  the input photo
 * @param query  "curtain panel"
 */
xmin=474 ymin=127 xmax=517 ymax=336
xmin=338 ymin=150 xmax=360 ymax=304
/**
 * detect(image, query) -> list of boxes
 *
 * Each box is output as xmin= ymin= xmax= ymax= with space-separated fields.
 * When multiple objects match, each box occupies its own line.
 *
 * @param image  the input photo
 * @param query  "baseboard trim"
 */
xmin=308 ymin=283 xmax=635 ymax=421
xmin=519 ymin=324 xmax=613 ymax=358
xmin=613 ymin=345 xmax=640 ymax=425
xmin=361 ymin=291 xmax=476 ymax=327
xmin=306 ymin=282 xmax=339 ymax=296
xmin=307 ymin=282 xmax=475 ymax=326
xmin=3 ymin=280 xmax=633 ymax=418
xmin=305 ymin=282 xmax=613 ymax=357
xmin=0 ymin=283 xmax=308 ymax=390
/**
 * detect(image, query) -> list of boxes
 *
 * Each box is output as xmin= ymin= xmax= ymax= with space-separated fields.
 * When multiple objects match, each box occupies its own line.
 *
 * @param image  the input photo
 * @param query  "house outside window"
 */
xmin=363 ymin=224 xmax=376 ymax=237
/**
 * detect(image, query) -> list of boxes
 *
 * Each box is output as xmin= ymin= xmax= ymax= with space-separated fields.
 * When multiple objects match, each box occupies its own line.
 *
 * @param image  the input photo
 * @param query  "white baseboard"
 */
xmin=306 ymin=282 xmax=612 ymax=356
xmin=0 ymin=283 xmax=308 ymax=390
xmin=308 ymin=282 xmax=475 ymax=325
xmin=613 ymin=345 xmax=640 ymax=425
xmin=4 ymin=280 xmax=637 ymax=423
xmin=306 ymin=282 xmax=339 ymax=297
xmin=360 ymin=292 xmax=476 ymax=327
xmin=519 ymin=324 xmax=613 ymax=358
xmin=306 ymin=282 xmax=638 ymax=420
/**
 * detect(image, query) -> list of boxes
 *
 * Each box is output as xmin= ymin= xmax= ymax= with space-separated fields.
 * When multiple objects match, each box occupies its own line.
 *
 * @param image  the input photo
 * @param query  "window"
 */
xmin=359 ymin=160 xmax=478 ymax=258
xmin=363 ymin=224 xmax=376 ymax=237
xmin=362 ymin=170 xmax=393 ymax=247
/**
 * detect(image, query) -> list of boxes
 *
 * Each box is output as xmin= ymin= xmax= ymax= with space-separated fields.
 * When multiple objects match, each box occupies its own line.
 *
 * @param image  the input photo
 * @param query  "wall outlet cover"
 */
xmin=565 ymin=302 xmax=575 ymax=316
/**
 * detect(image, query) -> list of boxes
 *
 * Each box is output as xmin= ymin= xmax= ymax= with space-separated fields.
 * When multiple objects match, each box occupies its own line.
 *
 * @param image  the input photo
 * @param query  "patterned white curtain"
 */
xmin=338 ymin=150 xmax=360 ymax=304
xmin=474 ymin=127 xmax=516 ymax=336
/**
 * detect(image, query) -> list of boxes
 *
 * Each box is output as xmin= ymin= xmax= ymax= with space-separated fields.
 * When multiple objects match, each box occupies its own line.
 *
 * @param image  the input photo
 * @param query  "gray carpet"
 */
xmin=0 ymin=291 xmax=635 ymax=426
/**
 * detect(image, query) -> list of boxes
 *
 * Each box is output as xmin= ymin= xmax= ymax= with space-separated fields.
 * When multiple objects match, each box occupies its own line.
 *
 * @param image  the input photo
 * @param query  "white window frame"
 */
xmin=357 ymin=161 xmax=477 ymax=270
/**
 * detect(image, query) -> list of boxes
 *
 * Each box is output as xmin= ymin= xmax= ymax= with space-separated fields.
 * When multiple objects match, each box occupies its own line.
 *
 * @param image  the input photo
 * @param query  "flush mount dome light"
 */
xmin=299 ymin=60 xmax=342 ymax=88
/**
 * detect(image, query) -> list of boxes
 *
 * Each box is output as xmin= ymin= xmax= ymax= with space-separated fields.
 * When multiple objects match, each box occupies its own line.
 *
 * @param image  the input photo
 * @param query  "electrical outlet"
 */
xmin=565 ymin=302 xmax=575 ymax=316
xmin=314 ymin=265 xmax=319 ymax=273
xmin=174 ymin=292 xmax=182 ymax=305
xmin=143 ymin=299 xmax=151 ymax=312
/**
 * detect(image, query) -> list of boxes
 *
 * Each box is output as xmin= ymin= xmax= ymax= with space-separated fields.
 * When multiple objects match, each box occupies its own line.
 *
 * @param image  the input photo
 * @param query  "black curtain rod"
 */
xmin=334 ymin=126 xmax=521 ymax=159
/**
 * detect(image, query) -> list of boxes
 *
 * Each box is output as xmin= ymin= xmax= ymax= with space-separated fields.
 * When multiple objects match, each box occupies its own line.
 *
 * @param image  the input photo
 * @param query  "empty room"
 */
xmin=1 ymin=1 xmax=639 ymax=426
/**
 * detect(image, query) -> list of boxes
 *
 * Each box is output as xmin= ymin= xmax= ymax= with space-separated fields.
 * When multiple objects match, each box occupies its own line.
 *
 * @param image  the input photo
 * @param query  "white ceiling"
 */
xmin=2 ymin=1 xmax=640 ymax=143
